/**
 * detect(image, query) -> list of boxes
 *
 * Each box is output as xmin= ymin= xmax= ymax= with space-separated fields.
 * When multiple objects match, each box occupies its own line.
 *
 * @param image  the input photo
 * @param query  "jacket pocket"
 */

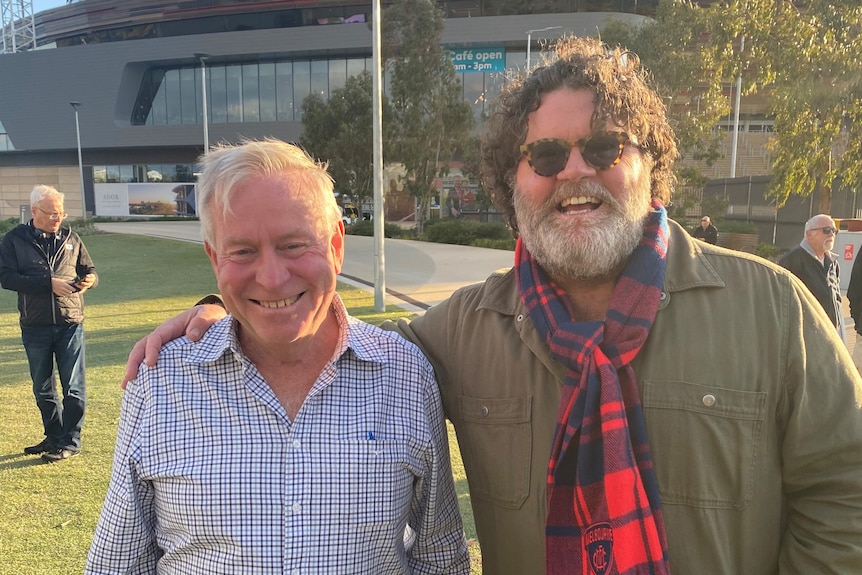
xmin=642 ymin=380 xmax=767 ymax=509
xmin=456 ymin=395 xmax=532 ymax=508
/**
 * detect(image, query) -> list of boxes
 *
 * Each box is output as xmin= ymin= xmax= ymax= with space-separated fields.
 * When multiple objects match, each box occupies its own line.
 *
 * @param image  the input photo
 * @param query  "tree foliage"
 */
xmin=382 ymin=0 xmax=474 ymax=231
xmin=300 ymin=71 xmax=378 ymax=209
xmin=602 ymin=0 xmax=862 ymax=213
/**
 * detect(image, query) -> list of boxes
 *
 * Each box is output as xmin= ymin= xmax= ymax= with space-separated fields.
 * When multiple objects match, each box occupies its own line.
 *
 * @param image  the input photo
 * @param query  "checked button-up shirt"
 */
xmin=86 ymin=296 xmax=469 ymax=574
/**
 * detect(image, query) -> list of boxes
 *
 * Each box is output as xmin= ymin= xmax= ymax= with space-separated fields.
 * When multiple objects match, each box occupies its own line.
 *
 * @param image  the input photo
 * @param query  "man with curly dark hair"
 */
xmin=126 ymin=36 xmax=862 ymax=575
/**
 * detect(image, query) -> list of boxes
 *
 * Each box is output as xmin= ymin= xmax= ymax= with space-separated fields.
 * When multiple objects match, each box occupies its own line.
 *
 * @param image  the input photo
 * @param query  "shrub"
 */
xmin=471 ymin=238 xmax=516 ymax=251
xmin=423 ymin=219 xmax=511 ymax=246
xmin=0 ymin=217 xmax=18 ymax=240
xmin=719 ymin=220 xmax=758 ymax=234
xmin=67 ymin=218 xmax=103 ymax=236
xmin=346 ymin=220 xmax=411 ymax=238
xmin=755 ymin=242 xmax=783 ymax=262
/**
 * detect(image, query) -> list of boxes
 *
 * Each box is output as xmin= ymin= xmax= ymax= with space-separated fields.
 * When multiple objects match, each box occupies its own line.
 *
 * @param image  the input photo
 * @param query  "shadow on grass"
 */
xmin=0 ymin=453 xmax=47 ymax=470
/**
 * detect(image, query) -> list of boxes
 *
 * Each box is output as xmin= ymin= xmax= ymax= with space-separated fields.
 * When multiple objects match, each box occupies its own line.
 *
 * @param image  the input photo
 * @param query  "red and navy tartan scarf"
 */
xmin=516 ymin=199 xmax=671 ymax=575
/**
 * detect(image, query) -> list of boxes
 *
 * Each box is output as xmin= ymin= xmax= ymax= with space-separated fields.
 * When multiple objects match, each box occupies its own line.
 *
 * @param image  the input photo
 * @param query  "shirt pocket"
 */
xmin=642 ymin=380 xmax=767 ymax=509
xmin=457 ymin=395 xmax=532 ymax=509
xmin=313 ymin=440 xmax=417 ymax=529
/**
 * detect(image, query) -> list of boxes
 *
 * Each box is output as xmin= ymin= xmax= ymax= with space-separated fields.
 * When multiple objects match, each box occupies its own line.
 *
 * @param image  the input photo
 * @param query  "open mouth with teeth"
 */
xmin=559 ymin=196 xmax=601 ymax=213
xmin=256 ymin=295 xmax=300 ymax=309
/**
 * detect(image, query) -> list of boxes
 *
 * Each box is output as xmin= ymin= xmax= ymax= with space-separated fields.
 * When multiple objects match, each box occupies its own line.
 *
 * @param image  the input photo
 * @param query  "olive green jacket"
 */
xmin=392 ymin=219 xmax=862 ymax=575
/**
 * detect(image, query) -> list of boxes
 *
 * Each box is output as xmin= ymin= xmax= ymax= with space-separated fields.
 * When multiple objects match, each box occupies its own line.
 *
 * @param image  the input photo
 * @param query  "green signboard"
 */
xmin=449 ymin=48 xmax=506 ymax=73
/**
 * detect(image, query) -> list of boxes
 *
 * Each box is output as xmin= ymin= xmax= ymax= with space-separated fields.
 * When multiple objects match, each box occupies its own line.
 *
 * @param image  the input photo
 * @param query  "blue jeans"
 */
xmin=21 ymin=323 xmax=86 ymax=450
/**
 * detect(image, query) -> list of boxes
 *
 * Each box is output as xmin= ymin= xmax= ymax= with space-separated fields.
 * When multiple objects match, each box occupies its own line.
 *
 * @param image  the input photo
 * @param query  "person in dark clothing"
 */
xmin=0 ymin=185 xmax=98 ymax=462
xmin=846 ymin=253 xmax=862 ymax=371
xmin=692 ymin=215 xmax=718 ymax=244
xmin=778 ymin=214 xmax=844 ymax=343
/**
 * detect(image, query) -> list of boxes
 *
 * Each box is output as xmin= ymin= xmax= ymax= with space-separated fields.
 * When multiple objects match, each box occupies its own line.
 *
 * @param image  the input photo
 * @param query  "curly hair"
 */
xmin=480 ymin=36 xmax=678 ymax=234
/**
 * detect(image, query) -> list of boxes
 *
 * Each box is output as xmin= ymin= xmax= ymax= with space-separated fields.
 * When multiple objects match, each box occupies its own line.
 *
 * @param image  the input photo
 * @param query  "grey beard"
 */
xmin=514 ymin=180 xmax=650 ymax=281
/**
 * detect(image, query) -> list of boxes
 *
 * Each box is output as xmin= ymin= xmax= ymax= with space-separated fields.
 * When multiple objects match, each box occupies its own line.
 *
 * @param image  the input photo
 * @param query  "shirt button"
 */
xmin=291 ymin=502 xmax=302 ymax=514
xmin=702 ymin=394 xmax=716 ymax=407
xmin=292 ymin=439 xmax=301 ymax=449
xmin=291 ymin=570 xmax=300 ymax=575
xmin=480 ymin=406 xmax=489 ymax=417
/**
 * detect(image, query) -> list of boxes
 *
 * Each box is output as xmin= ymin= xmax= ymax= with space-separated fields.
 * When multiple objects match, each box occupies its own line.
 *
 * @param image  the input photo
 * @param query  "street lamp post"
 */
xmin=526 ymin=26 xmax=561 ymax=72
xmin=69 ymin=101 xmax=86 ymax=220
xmin=194 ymin=53 xmax=210 ymax=155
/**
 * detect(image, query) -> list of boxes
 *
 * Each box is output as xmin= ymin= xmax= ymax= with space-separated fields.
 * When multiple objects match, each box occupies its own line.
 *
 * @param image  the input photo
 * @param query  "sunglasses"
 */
xmin=816 ymin=227 xmax=838 ymax=235
xmin=519 ymin=131 xmax=631 ymax=177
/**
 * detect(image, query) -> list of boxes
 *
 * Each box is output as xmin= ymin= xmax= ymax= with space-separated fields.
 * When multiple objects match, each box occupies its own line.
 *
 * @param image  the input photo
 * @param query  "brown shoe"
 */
xmin=42 ymin=448 xmax=80 ymax=463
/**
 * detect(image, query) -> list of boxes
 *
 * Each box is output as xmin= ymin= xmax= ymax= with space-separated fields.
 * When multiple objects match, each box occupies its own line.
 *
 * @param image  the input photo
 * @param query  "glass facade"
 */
xmin=134 ymin=50 xmax=532 ymax=126
xmin=134 ymin=57 xmax=375 ymax=126
xmin=92 ymin=163 xmax=197 ymax=184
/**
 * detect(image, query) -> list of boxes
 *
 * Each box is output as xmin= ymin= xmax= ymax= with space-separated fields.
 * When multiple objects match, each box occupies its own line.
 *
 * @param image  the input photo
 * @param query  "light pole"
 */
xmin=526 ymin=26 xmax=561 ymax=72
xmin=194 ymin=53 xmax=210 ymax=155
xmin=69 ymin=101 xmax=86 ymax=220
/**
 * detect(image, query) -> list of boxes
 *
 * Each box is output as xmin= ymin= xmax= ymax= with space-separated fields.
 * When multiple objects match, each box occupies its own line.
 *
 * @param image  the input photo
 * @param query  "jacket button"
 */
xmin=659 ymin=291 xmax=668 ymax=301
xmin=702 ymin=394 xmax=716 ymax=407
xmin=516 ymin=314 xmax=525 ymax=322
xmin=480 ymin=406 xmax=490 ymax=417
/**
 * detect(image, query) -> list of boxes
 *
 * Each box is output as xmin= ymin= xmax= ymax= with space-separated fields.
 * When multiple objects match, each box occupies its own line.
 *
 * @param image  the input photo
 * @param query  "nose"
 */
xmin=555 ymin=145 xmax=597 ymax=180
xmin=254 ymin=248 xmax=291 ymax=288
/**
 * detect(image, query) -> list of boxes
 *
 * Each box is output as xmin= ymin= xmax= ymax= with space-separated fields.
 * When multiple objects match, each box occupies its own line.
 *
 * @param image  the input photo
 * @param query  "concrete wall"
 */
xmin=0 ymin=166 xmax=83 ymax=220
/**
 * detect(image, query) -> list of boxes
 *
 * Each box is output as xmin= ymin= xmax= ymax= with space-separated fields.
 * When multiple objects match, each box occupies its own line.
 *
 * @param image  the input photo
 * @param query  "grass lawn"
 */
xmin=0 ymin=233 xmax=480 ymax=575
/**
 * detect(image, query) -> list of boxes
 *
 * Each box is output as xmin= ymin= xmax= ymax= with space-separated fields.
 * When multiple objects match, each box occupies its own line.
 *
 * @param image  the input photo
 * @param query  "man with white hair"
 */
xmin=779 ymin=214 xmax=845 ymax=342
xmin=0 ymin=184 xmax=98 ymax=462
xmin=87 ymin=140 xmax=468 ymax=574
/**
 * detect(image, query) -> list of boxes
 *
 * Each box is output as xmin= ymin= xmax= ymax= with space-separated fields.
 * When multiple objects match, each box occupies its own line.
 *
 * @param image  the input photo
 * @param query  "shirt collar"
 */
xmin=185 ymin=292 xmax=387 ymax=366
xmin=800 ymin=239 xmax=836 ymax=263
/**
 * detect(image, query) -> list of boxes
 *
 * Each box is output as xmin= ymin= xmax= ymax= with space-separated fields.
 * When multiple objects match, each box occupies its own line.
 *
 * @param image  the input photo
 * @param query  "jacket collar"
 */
xmin=23 ymin=220 xmax=69 ymax=240
xmin=799 ymin=239 xmax=837 ymax=264
xmin=475 ymin=217 xmax=726 ymax=318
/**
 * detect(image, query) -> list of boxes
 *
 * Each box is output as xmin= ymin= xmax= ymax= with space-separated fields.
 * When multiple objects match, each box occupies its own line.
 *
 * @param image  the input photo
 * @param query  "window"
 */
xmin=259 ymin=62 xmax=277 ymax=122
xmin=276 ymin=62 xmax=295 ymax=121
xmin=180 ymin=67 xmax=197 ymax=125
xmin=293 ymin=61 xmax=311 ymax=121
xmin=226 ymin=65 xmax=243 ymax=123
xmin=242 ymin=64 xmax=260 ymax=122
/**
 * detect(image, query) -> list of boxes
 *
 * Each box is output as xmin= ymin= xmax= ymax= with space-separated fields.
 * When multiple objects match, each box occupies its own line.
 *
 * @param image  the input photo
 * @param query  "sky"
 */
xmin=33 ymin=0 xmax=70 ymax=14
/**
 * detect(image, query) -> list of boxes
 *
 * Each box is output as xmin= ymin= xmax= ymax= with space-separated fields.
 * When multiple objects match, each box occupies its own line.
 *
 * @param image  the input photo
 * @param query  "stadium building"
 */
xmin=0 ymin=0 xmax=651 ymax=220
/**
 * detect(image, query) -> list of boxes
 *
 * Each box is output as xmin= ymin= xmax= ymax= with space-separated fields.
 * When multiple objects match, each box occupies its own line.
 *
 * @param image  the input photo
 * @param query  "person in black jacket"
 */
xmin=847 ymin=252 xmax=862 ymax=372
xmin=778 ymin=214 xmax=844 ymax=343
xmin=692 ymin=215 xmax=718 ymax=244
xmin=0 ymin=185 xmax=98 ymax=462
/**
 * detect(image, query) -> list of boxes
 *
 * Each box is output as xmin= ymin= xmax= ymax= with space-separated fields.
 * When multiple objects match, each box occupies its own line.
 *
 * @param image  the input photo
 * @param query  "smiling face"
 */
xmin=513 ymin=87 xmax=652 ymax=281
xmin=204 ymin=171 xmax=344 ymax=356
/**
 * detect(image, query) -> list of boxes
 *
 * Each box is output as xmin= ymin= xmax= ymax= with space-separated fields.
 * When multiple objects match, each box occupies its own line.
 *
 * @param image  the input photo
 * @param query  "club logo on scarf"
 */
xmin=584 ymin=522 xmax=614 ymax=575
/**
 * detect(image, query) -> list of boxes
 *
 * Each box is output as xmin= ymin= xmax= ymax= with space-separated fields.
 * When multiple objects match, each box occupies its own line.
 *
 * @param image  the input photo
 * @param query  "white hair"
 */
xmin=30 ymin=184 xmax=64 ymax=208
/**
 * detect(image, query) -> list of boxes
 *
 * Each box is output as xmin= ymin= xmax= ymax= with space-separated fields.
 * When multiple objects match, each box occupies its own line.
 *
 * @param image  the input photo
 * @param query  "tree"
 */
xmin=602 ymin=1 xmax=730 ymax=175
xmin=603 ymin=0 xmax=862 ymax=213
xmin=382 ymin=0 xmax=474 ymax=232
xmin=743 ymin=0 xmax=862 ymax=212
xmin=300 ymin=71 xmax=378 ymax=210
